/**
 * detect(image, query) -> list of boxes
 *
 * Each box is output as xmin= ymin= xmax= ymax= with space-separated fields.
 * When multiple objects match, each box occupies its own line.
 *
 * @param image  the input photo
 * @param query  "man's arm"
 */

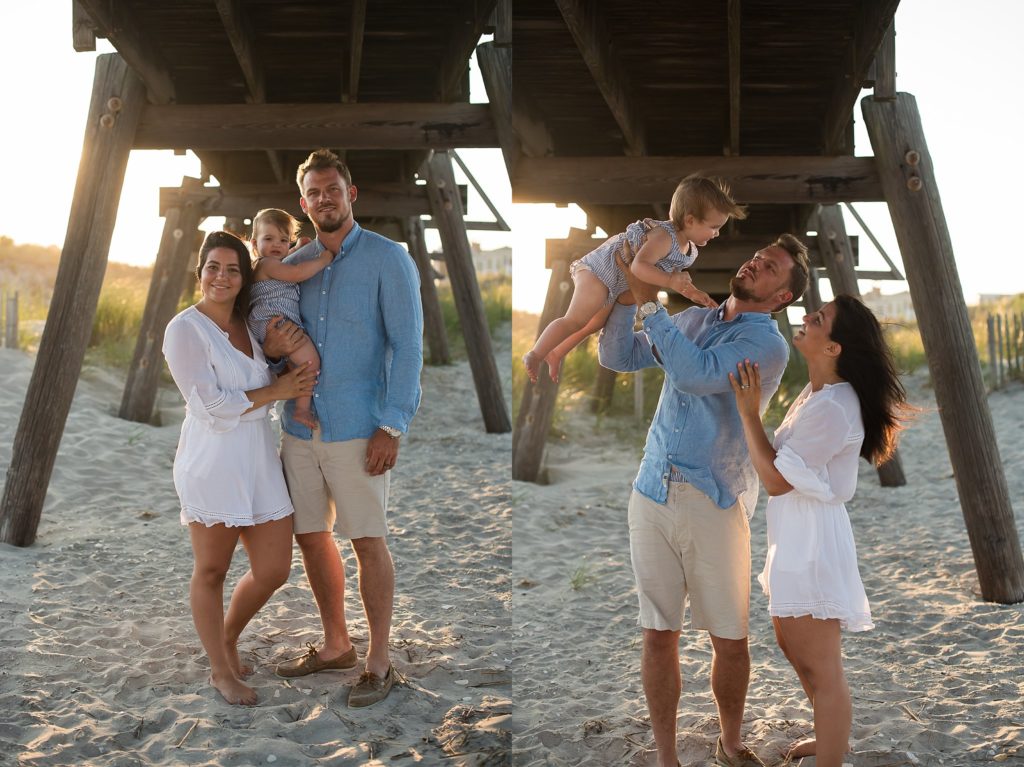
xmin=378 ymin=248 xmax=424 ymax=433
xmin=596 ymin=302 xmax=660 ymax=372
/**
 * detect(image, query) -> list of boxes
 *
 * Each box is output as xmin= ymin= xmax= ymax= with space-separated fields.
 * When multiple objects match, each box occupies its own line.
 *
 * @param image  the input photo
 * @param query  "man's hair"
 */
xmin=296 ymin=148 xmax=352 ymax=191
xmin=251 ymin=208 xmax=301 ymax=242
xmin=669 ymin=173 xmax=748 ymax=229
xmin=768 ymin=233 xmax=810 ymax=312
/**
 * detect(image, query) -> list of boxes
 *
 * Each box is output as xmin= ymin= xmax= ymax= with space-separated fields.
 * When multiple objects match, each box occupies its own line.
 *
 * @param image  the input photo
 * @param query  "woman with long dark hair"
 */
xmin=729 ymin=294 xmax=908 ymax=766
xmin=163 ymin=231 xmax=316 ymax=705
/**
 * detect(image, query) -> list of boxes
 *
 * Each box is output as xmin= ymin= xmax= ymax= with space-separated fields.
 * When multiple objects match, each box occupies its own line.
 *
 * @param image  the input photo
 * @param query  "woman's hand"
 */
xmin=272 ymin=361 xmax=317 ymax=401
xmin=729 ymin=359 xmax=762 ymax=421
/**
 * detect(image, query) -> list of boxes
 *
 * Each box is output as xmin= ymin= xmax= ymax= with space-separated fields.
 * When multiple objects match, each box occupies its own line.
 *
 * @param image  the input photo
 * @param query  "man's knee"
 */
xmin=643 ymin=628 xmax=681 ymax=654
xmin=296 ymin=531 xmax=338 ymax=560
xmin=710 ymin=634 xmax=749 ymax=663
xmin=351 ymin=535 xmax=389 ymax=560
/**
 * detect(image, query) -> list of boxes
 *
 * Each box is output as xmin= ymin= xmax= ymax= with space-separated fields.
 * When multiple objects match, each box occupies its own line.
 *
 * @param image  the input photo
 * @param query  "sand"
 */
xmin=0 ymin=323 xmax=511 ymax=767
xmin=512 ymin=372 xmax=1024 ymax=766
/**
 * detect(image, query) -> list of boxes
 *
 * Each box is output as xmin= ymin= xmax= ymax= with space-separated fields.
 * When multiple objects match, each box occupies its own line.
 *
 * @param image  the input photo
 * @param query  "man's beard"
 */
xmin=729 ymin=275 xmax=757 ymax=302
xmin=312 ymin=207 xmax=349 ymax=233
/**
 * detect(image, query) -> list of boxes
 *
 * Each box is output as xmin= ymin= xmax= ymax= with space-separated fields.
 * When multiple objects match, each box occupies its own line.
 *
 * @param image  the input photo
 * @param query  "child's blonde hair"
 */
xmin=669 ymin=174 xmax=748 ymax=230
xmin=251 ymin=208 xmax=301 ymax=243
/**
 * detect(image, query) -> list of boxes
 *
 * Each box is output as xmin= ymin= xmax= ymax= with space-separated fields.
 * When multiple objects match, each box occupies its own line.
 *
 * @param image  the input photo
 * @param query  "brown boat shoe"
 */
xmin=275 ymin=642 xmax=357 ymax=678
xmin=347 ymin=664 xmax=396 ymax=708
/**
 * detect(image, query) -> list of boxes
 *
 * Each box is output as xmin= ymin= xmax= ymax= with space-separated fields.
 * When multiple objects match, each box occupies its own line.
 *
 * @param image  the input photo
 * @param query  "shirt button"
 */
xmin=314 ymin=393 xmax=319 ymax=398
xmin=322 ymin=290 xmax=326 ymax=294
xmin=318 ymin=342 xmax=322 ymax=347
xmin=319 ymin=316 xmax=324 ymax=321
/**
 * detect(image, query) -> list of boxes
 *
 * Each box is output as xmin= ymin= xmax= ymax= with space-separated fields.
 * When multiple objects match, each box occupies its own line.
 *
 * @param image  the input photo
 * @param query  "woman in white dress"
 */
xmin=729 ymin=295 xmax=908 ymax=767
xmin=162 ymin=231 xmax=316 ymax=705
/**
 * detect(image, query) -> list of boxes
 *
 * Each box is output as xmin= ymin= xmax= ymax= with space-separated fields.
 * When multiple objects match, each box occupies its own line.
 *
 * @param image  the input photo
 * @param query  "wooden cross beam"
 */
xmin=133 ymin=103 xmax=499 ymax=151
xmin=513 ymin=156 xmax=884 ymax=205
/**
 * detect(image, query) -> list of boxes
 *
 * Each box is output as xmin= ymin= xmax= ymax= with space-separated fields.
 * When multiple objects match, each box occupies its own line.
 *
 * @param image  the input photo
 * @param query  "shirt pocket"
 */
xmin=338 ymin=288 xmax=373 ymax=323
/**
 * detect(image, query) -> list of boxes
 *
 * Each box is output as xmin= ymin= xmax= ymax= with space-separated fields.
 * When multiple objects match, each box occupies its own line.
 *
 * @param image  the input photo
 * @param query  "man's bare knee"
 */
xmin=295 ymin=531 xmax=337 ymax=558
xmin=643 ymin=628 xmax=681 ymax=653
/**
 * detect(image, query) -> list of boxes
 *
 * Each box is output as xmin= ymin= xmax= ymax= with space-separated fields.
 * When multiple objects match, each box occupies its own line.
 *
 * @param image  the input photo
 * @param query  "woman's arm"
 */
xmin=257 ymin=248 xmax=333 ymax=283
xmin=730 ymin=360 xmax=793 ymax=496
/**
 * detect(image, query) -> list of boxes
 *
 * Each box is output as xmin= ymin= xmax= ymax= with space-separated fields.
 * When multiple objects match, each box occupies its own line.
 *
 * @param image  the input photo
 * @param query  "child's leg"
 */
xmin=543 ymin=301 xmax=617 ymax=383
xmin=523 ymin=270 xmax=609 ymax=384
xmin=286 ymin=338 xmax=321 ymax=429
xmin=774 ymin=616 xmax=851 ymax=766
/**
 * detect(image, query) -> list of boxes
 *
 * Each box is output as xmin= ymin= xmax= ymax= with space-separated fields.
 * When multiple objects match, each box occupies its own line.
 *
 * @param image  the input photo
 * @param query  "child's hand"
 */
xmin=288 ymin=236 xmax=313 ymax=255
xmin=669 ymin=272 xmax=718 ymax=308
xmin=728 ymin=360 xmax=762 ymax=421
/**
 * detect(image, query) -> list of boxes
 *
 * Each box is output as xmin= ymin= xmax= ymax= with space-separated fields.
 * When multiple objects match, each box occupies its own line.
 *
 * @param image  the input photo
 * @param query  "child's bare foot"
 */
xmin=209 ymin=672 xmax=257 ymax=705
xmin=544 ymin=353 xmax=564 ymax=384
xmin=225 ymin=638 xmax=253 ymax=678
xmin=292 ymin=408 xmax=318 ymax=429
xmin=522 ymin=350 xmax=541 ymax=384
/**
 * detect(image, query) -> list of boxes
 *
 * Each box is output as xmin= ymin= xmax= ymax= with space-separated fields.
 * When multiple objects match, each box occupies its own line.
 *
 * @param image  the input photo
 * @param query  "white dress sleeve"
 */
xmin=773 ymin=394 xmax=858 ymax=503
xmin=163 ymin=316 xmax=254 ymax=434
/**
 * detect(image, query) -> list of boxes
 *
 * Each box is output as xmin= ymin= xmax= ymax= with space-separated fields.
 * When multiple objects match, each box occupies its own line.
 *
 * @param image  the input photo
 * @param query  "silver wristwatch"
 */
xmin=379 ymin=425 xmax=402 ymax=439
xmin=637 ymin=301 xmax=662 ymax=321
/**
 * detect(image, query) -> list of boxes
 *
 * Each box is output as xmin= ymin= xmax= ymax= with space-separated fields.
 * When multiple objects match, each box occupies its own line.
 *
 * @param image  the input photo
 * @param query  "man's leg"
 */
xmin=351 ymin=536 xmax=394 ymax=677
xmin=710 ymin=633 xmax=750 ymax=755
xmin=643 ymin=628 xmax=682 ymax=767
xmin=295 ymin=530 xmax=353 ymax=659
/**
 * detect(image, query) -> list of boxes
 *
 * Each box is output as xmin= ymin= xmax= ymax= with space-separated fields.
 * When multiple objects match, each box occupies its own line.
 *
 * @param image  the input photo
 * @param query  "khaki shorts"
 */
xmin=281 ymin=432 xmax=389 ymax=538
xmin=628 ymin=483 xmax=750 ymax=639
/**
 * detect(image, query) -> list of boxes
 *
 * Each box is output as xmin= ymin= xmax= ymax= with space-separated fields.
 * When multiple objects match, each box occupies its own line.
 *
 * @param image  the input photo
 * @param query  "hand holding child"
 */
xmin=272 ymin=361 xmax=317 ymax=401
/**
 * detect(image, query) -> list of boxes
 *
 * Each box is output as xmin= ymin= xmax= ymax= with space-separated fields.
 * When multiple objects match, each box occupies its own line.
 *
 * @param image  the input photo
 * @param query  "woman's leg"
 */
xmin=774 ymin=616 xmax=851 ymax=766
xmin=523 ymin=270 xmax=609 ymax=383
xmin=224 ymin=515 xmax=294 ymax=677
xmin=189 ymin=522 xmax=257 ymax=705
xmin=285 ymin=339 xmax=321 ymax=429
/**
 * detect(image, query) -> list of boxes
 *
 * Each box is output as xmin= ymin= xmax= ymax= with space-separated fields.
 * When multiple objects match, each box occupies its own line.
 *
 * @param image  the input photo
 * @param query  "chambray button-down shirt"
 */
xmin=598 ymin=302 xmax=788 ymax=517
xmin=279 ymin=223 xmax=423 ymax=442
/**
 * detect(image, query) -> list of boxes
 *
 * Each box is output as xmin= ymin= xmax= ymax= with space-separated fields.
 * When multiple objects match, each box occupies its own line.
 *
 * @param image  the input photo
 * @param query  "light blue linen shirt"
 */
xmin=598 ymin=302 xmax=789 ymax=516
xmin=279 ymin=222 xmax=423 ymax=442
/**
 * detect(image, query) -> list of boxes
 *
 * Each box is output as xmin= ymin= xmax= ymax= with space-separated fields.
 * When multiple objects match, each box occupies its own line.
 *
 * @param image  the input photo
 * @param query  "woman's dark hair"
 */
xmin=830 ymin=294 xmax=908 ymax=465
xmin=195 ymin=230 xmax=254 ymax=318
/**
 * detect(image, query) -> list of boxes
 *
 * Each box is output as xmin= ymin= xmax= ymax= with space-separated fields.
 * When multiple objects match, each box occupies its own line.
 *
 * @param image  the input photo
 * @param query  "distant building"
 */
xmin=430 ymin=243 xmax=512 ymax=279
xmin=861 ymin=286 xmax=916 ymax=323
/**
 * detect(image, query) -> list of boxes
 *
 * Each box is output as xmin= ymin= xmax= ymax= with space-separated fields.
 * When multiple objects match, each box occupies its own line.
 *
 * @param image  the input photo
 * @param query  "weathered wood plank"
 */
xmin=76 ymin=0 xmax=175 ymax=104
xmin=874 ymin=19 xmax=896 ymax=101
xmin=120 ymin=191 xmax=203 ymax=423
xmin=214 ymin=0 xmax=265 ymax=103
xmin=863 ymin=93 xmax=1024 ymax=603
xmin=425 ymin=151 xmax=510 ymax=433
xmin=72 ymin=0 xmax=96 ymax=52
xmin=347 ymin=0 xmax=367 ymax=102
xmin=512 ymin=258 xmax=574 ymax=482
xmin=555 ymin=0 xmax=646 ymax=154
xmin=727 ymin=0 xmax=741 ymax=155
xmin=400 ymin=217 xmax=450 ymax=366
xmin=0 ymin=55 xmax=146 ymax=546
xmin=477 ymin=42 xmax=517 ymax=178
xmin=492 ymin=0 xmax=512 ymax=46
xmin=513 ymin=156 xmax=884 ymax=205
xmin=134 ymin=103 xmax=499 ymax=150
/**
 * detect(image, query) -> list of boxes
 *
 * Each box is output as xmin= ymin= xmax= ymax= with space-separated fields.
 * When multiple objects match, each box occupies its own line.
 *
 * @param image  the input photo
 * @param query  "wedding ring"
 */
xmin=740 ymin=384 xmax=750 ymax=389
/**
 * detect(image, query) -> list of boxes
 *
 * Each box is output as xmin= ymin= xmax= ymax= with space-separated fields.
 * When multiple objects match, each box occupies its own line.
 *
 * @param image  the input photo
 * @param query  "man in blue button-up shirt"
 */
xmin=599 ymin=235 xmax=809 ymax=767
xmin=262 ymin=149 xmax=423 ymax=707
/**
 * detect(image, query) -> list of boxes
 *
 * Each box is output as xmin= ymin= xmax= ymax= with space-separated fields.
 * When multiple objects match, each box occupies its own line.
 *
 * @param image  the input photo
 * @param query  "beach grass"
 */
xmin=436 ymin=273 xmax=512 ymax=363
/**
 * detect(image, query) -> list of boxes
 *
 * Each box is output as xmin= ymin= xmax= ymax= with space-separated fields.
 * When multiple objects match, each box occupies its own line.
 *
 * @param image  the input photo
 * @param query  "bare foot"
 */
xmin=544 ymin=352 xmax=563 ymax=383
xmin=292 ymin=408 xmax=318 ymax=429
xmin=209 ymin=672 xmax=257 ymax=705
xmin=225 ymin=639 xmax=253 ymax=678
xmin=522 ymin=350 xmax=541 ymax=384
xmin=783 ymin=738 xmax=852 ymax=761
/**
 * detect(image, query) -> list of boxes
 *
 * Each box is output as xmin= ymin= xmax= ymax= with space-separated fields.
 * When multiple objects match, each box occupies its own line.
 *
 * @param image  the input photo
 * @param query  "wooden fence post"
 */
xmin=425 ymin=150 xmax=511 ymax=433
xmin=3 ymin=291 xmax=17 ymax=349
xmin=863 ymin=92 xmax=1024 ymax=603
xmin=987 ymin=314 xmax=996 ymax=388
xmin=0 ymin=54 xmax=146 ymax=546
xmin=996 ymin=314 xmax=1005 ymax=388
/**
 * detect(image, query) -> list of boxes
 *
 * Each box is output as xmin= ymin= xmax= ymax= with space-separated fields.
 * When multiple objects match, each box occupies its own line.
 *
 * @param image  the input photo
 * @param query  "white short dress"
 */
xmin=758 ymin=382 xmax=874 ymax=632
xmin=162 ymin=305 xmax=294 ymax=528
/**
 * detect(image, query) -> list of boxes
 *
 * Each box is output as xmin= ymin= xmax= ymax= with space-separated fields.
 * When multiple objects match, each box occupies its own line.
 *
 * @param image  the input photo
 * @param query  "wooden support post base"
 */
xmin=0 ymin=54 xmax=145 ymax=546
xmin=425 ymin=151 xmax=510 ymax=433
xmin=863 ymin=92 xmax=1024 ymax=603
xmin=513 ymin=260 xmax=574 ymax=482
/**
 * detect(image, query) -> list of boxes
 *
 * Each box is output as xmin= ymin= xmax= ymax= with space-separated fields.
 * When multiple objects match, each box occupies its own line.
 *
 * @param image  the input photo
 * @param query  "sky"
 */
xmin=0 ymin=2 xmax=1020 ymax=315
xmin=0 ymin=5 xmax=510 ymax=269
xmin=510 ymin=0 xmax=1024 ymax=313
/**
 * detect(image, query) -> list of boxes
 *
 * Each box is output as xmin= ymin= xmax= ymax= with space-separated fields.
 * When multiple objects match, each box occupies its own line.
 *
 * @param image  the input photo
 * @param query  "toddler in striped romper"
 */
xmin=247 ymin=208 xmax=332 ymax=429
xmin=522 ymin=174 xmax=748 ymax=384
